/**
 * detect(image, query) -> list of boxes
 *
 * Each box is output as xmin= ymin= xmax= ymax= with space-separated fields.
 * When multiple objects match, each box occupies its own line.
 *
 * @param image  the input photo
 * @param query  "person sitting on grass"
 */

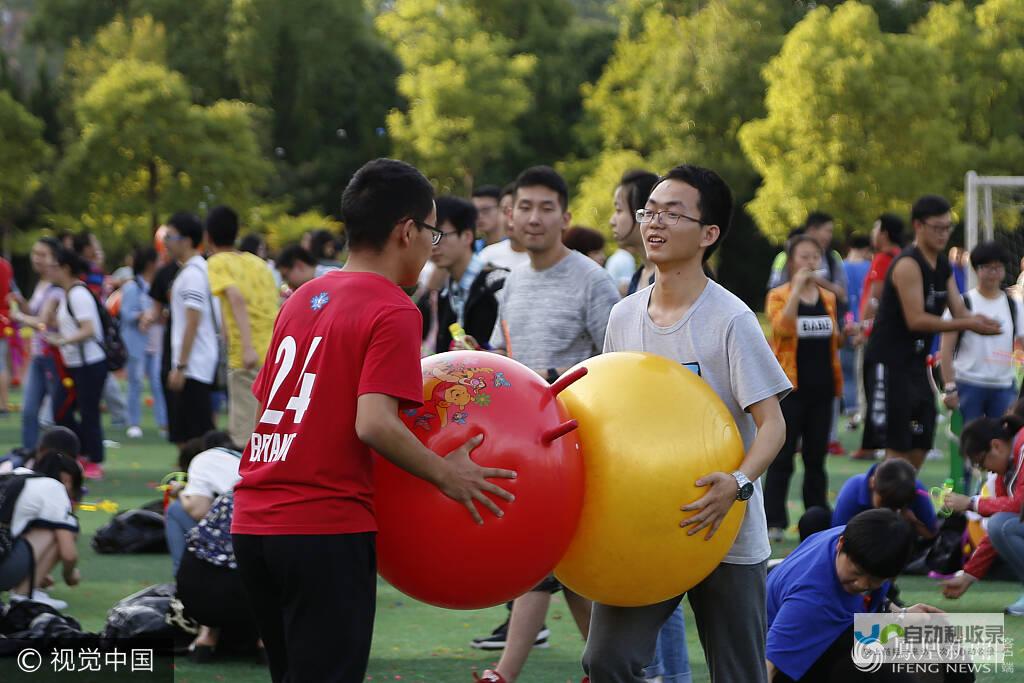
xmin=0 ymin=428 xmax=84 ymax=611
xmin=176 ymin=491 xmax=263 ymax=664
xmin=796 ymin=457 xmax=938 ymax=542
xmin=767 ymin=509 xmax=944 ymax=682
xmin=164 ymin=431 xmax=241 ymax=575
xmin=940 ymin=413 xmax=1024 ymax=615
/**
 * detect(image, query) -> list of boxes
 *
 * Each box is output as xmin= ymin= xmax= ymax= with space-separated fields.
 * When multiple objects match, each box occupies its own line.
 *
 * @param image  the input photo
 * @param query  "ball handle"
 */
xmin=541 ymin=420 xmax=579 ymax=445
xmin=549 ymin=366 xmax=588 ymax=396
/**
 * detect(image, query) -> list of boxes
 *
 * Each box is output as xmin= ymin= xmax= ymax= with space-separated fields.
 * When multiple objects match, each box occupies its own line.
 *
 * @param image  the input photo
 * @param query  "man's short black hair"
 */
xmin=72 ymin=231 xmax=94 ymax=255
xmin=848 ymin=233 xmax=871 ymax=251
xmin=911 ymin=195 xmax=952 ymax=224
xmin=872 ymin=458 xmax=918 ymax=510
xmin=436 ymin=196 xmax=478 ymax=236
xmin=206 ymin=205 xmax=240 ymax=247
xmin=167 ymin=212 xmax=204 ymax=249
xmin=277 ymin=244 xmax=317 ymax=270
xmin=878 ymin=213 xmax=904 ymax=246
xmin=841 ymin=508 xmax=915 ymax=579
xmin=970 ymin=240 xmax=1010 ymax=271
xmin=564 ymin=226 xmax=606 ymax=255
xmin=37 ymin=426 xmax=80 ymax=461
xmin=658 ymin=164 xmax=734 ymax=263
xmin=514 ymin=165 xmax=569 ymax=212
xmin=340 ymin=158 xmax=434 ymax=252
xmin=239 ymin=233 xmax=265 ymax=256
xmin=471 ymin=185 xmax=501 ymax=202
xmin=804 ymin=212 xmax=834 ymax=231
xmin=500 ymin=182 xmax=516 ymax=201
xmin=132 ymin=246 xmax=158 ymax=276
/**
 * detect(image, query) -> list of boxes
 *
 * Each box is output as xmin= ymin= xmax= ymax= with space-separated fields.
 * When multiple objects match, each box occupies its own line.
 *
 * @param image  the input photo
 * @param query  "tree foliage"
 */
xmin=0 ymin=91 xmax=51 ymax=220
xmin=739 ymin=1 xmax=965 ymax=241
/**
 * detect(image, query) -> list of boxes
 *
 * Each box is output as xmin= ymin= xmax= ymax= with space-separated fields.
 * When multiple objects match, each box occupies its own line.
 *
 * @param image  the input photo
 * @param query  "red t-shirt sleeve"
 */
xmin=358 ymin=305 xmax=424 ymax=408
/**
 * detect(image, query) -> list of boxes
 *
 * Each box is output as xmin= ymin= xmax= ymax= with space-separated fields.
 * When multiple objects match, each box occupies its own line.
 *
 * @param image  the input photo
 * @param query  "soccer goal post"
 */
xmin=964 ymin=171 xmax=1024 ymax=291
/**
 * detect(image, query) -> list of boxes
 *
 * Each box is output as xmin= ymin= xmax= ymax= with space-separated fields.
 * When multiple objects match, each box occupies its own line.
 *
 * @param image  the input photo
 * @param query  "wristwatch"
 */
xmin=175 ymin=363 xmax=187 ymax=371
xmin=732 ymin=470 xmax=754 ymax=501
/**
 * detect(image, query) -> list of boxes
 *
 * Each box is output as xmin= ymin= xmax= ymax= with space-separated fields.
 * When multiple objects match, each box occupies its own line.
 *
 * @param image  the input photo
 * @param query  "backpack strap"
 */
xmin=1006 ymin=291 xmax=1018 ymax=347
xmin=953 ymin=292 xmax=972 ymax=358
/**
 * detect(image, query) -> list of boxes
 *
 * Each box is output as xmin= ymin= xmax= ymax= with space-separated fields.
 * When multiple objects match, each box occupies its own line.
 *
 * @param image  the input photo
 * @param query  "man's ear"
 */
xmin=394 ymin=218 xmax=416 ymax=247
xmin=700 ymin=224 xmax=721 ymax=250
xmin=562 ymin=210 xmax=573 ymax=229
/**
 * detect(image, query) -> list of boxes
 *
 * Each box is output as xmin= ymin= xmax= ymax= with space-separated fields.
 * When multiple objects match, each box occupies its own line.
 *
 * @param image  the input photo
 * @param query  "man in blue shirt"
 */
xmin=767 ymin=509 xmax=943 ymax=682
xmin=797 ymin=458 xmax=938 ymax=542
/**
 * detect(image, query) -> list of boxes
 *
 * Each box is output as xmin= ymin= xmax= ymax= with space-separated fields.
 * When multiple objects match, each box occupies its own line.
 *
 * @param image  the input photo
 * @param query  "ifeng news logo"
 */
xmin=852 ymin=613 xmax=1014 ymax=676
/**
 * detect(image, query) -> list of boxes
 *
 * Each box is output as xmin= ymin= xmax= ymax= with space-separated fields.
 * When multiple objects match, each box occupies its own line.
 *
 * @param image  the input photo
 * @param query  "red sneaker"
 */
xmin=82 ymin=461 xmax=104 ymax=480
xmin=827 ymin=441 xmax=846 ymax=456
xmin=582 ymin=678 xmax=590 ymax=683
xmin=472 ymin=670 xmax=507 ymax=683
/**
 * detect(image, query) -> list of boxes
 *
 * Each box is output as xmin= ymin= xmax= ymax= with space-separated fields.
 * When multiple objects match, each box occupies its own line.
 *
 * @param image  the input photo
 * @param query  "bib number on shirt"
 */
xmin=259 ymin=335 xmax=323 ymax=426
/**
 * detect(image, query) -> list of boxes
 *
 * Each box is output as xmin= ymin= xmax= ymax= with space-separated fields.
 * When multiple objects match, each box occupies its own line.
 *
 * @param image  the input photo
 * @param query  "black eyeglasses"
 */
xmin=415 ymin=220 xmax=445 ymax=245
xmin=635 ymin=209 xmax=705 ymax=227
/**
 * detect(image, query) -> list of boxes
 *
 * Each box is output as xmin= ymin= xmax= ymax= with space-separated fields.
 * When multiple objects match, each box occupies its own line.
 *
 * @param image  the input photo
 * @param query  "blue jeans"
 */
xmin=126 ymin=349 xmax=167 ymax=429
xmin=20 ymin=355 xmax=65 ymax=450
xmin=987 ymin=512 xmax=1024 ymax=586
xmin=165 ymin=499 xmax=198 ymax=575
xmin=643 ymin=606 xmax=692 ymax=682
xmin=840 ymin=343 xmax=859 ymax=415
xmin=957 ymin=381 xmax=1016 ymax=423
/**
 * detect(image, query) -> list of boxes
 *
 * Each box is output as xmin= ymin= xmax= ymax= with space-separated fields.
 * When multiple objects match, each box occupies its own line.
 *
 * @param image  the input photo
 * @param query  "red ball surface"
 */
xmin=375 ymin=351 xmax=584 ymax=609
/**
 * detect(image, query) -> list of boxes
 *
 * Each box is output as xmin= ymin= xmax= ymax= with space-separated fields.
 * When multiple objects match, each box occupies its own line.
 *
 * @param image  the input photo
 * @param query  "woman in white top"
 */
xmin=46 ymin=248 xmax=108 ymax=480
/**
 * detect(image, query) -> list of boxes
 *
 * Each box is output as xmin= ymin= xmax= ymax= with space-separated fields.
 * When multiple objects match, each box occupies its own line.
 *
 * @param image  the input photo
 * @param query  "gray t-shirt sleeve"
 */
xmin=727 ymin=310 xmax=792 ymax=411
xmin=585 ymin=269 xmax=621 ymax=354
xmin=602 ymin=299 xmax=629 ymax=354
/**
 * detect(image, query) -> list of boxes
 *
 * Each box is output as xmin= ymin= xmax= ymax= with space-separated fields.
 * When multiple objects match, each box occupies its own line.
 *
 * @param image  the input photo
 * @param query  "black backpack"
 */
xmin=91 ymin=501 xmax=167 ymax=554
xmin=66 ymin=283 xmax=128 ymax=371
xmin=0 ymin=473 xmax=42 ymax=564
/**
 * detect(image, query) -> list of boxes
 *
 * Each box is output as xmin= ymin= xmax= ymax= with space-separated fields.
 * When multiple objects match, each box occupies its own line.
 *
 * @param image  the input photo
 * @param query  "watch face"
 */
xmin=739 ymin=483 xmax=754 ymax=501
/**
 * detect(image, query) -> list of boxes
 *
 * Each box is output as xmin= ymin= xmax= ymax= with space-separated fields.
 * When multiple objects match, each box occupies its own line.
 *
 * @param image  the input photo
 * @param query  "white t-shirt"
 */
xmin=56 ymin=285 xmax=106 ymax=367
xmin=605 ymin=249 xmax=636 ymax=290
xmin=944 ymin=288 xmax=1024 ymax=388
xmin=171 ymin=255 xmax=220 ymax=385
xmin=10 ymin=468 xmax=79 ymax=538
xmin=182 ymin=447 xmax=242 ymax=499
xmin=479 ymin=239 xmax=530 ymax=271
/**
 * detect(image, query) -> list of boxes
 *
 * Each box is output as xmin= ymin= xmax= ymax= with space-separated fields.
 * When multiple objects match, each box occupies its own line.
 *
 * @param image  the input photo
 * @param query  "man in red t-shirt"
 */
xmin=232 ymin=159 xmax=516 ymax=683
xmin=859 ymin=213 xmax=904 ymax=325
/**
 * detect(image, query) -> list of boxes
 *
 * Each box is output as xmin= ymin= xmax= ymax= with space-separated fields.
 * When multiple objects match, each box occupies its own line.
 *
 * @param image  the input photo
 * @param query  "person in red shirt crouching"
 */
xmin=231 ymin=158 xmax=517 ymax=683
xmin=941 ymin=407 xmax=1024 ymax=616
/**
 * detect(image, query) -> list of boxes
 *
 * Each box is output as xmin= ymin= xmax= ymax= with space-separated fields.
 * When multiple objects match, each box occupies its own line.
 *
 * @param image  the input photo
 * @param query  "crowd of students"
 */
xmin=0 ymin=154 xmax=1021 ymax=683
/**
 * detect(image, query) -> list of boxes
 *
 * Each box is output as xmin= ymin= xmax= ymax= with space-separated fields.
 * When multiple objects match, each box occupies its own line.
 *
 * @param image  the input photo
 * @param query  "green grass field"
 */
xmin=3 ymin=394 xmax=1023 ymax=682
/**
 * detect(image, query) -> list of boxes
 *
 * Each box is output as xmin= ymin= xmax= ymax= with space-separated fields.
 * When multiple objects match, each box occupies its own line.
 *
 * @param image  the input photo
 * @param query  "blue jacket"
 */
xmin=119 ymin=277 xmax=151 ymax=357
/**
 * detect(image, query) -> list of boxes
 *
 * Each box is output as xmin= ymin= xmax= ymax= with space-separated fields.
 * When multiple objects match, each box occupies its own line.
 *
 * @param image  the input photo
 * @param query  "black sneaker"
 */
xmin=470 ymin=622 xmax=550 ymax=650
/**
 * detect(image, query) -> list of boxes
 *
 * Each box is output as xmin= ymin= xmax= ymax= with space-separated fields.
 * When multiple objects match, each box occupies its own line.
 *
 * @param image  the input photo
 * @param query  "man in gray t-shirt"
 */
xmin=489 ymin=250 xmax=619 ymax=373
xmin=582 ymin=165 xmax=789 ymax=683
xmin=471 ymin=166 xmax=619 ymax=683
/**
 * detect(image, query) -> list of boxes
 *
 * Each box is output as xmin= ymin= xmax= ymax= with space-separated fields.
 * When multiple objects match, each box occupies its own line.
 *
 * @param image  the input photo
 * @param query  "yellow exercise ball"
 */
xmin=554 ymin=352 xmax=746 ymax=607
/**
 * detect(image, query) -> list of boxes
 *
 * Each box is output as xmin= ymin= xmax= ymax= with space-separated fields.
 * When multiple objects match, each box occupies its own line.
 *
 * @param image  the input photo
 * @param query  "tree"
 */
xmin=376 ymin=0 xmax=536 ymax=192
xmin=914 ymin=0 xmax=1024 ymax=177
xmin=738 ymin=1 xmax=965 ymax=242
xmin=54 ymin=60 xmax=270 ymax=245
xmin=227 ymin=0 xmax=400 ymax=211
xmin=0 ymin=91 xmax=52 ymax=256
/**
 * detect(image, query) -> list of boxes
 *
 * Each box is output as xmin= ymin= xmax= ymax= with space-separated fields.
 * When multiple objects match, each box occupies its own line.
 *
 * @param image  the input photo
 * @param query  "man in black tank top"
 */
xmin=862 ymin=195 xmax=1002 ymax=469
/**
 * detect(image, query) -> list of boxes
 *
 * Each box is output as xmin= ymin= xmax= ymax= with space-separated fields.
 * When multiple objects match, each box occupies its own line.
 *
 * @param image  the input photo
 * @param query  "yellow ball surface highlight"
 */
xmin=555 ymin=352 xmax=746 ymax=607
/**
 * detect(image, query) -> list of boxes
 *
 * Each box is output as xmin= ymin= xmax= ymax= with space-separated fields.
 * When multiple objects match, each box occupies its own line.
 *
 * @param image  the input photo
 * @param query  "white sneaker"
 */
xmin=10 ymin=589 xmax=68 ymax=610
xmin=926 ymin=449 xmax=943 ymax=461
xmin=126 ymin=426 xmax=144 ymax=439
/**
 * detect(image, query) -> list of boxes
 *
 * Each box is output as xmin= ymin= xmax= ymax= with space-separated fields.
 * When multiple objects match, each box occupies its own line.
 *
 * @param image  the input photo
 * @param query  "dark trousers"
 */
xmin=61 ymin=361 xmax=108 ymax=463
xmin=765 ymin=388 xmax=832 ymax=529
xmin=773 ymin=626 xmax=974 ymax=682
xmin=233 ymin=533 xmax=377 ymax=683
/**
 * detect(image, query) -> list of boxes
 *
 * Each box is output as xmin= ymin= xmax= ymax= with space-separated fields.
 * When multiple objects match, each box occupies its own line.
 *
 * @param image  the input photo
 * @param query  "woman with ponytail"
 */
xmin=941 ymin=412 xmax=1024 ymax=614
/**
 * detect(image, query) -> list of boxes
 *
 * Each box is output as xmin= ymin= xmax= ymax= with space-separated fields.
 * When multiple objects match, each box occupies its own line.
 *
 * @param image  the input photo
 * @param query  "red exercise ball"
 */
xmin=375 ymin=350 xmax=585 ymax=609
